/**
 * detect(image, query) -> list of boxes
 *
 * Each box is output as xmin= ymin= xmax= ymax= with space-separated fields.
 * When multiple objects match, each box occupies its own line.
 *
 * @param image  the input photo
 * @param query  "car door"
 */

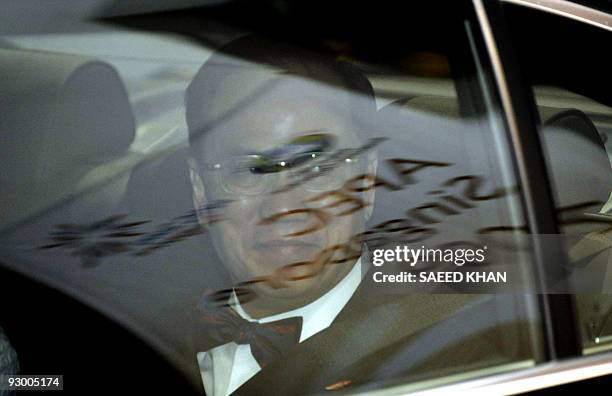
xmin=4 ymin=0 xmax=609 ymax=394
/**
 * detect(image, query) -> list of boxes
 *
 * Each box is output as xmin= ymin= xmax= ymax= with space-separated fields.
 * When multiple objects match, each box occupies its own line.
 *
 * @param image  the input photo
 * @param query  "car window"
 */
xmin=0 ymin=1 xmax=546 ymax=394
xmin=504 ymin=4 xmax=612 ymax=354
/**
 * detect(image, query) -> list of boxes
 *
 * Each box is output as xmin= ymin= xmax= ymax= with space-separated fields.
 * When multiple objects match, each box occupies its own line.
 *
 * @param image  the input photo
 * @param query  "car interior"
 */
xmin=1 ymin=1 xmax=612 ymax=394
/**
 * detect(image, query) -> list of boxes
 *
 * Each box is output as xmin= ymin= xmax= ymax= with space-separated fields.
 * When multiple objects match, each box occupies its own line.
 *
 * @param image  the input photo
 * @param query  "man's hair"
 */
xmin=185 ymin=34 xmax=376 ymax=146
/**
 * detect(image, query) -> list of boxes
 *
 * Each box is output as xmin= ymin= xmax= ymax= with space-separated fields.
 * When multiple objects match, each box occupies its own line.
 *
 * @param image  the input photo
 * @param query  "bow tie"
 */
xmin=197 ymin=295 xmax=303 ymax=367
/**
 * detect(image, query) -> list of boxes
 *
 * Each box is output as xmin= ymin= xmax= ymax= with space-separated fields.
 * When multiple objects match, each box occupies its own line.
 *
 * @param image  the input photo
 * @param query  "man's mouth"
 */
xmin=253 ymin=239 xmax=322 ymax=257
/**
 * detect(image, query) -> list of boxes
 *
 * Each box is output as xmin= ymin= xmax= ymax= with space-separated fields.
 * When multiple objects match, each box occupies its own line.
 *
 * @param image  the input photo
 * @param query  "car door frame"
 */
xmin=377 ymin=0 xmax=612 ymax=393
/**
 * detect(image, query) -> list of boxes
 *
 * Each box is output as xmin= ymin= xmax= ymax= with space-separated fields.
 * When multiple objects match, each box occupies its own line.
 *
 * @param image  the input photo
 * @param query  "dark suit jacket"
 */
xmin=192 ymin=264 xmax=534 ymax=396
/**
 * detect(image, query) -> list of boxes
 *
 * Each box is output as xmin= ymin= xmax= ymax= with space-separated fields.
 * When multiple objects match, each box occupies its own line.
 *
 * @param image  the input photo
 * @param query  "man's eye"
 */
xmin=291 ymin=151 xmax=323 ymax=167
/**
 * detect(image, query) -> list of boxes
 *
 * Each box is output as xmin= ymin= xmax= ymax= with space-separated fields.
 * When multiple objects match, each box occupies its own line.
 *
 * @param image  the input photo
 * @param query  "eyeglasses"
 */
xmin=204 ymin=152 xmax=360 ymax=196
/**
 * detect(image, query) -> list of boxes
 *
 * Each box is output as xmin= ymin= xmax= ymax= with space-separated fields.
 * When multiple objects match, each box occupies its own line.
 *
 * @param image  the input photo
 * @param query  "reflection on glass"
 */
xmin=507 ymin=4 xmax=612 ymax=354
xmin=0 ymin=12 xmax=542 ymax=396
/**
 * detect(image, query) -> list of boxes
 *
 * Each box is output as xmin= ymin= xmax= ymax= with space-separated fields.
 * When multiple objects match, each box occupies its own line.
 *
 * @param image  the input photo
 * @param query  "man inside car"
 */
xmin=185 ymin=35 xmax=507 ymax=396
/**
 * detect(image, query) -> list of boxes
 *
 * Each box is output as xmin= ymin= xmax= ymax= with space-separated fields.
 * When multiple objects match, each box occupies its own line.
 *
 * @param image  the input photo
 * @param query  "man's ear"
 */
xmin=363 ymin=153 xmax=377 ymax=221
xmin=188 ymin=156 xmax=209 ymax=227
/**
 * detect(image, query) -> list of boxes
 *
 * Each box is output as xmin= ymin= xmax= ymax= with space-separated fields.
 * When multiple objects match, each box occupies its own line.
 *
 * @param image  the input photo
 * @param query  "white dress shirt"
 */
xmin=197 ymin=258 xmax=363 ymax=396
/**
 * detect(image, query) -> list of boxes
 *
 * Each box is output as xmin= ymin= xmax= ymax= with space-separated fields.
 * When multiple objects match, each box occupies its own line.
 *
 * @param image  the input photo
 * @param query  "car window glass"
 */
xmin=0 ymin=2 xmax=545 ymax=393
xmin=505 ymin=4 xmax=612 ymax=355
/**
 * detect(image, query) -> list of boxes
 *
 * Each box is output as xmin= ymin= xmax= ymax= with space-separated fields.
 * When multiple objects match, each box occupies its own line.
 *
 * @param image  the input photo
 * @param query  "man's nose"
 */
xmin=257 ymin=170 xmax=306 ymax=221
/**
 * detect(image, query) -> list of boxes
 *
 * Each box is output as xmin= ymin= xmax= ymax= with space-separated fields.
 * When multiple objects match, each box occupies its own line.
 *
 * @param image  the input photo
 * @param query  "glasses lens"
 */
xmin=302 ymin=157 xmax=355 ymax=192
xmin=221 ymin=156 xmax=267 ymax=194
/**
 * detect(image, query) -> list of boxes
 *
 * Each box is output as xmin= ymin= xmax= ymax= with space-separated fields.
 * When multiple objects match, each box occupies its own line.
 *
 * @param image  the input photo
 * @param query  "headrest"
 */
xmin=0 ymin=49 xmax=135 ymax=223
xmin=539 ymin=107 xmax=611 ymax=211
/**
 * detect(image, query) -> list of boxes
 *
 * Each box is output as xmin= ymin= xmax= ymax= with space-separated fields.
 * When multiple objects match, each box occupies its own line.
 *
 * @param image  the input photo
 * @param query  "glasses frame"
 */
xmin=203 ymin=152 xmax=362 ymax=197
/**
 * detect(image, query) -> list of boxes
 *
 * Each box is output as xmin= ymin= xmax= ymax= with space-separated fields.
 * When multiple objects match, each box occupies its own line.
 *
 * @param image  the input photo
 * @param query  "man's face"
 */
xmin=193 ymin=76 xmax=370 ymax=304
